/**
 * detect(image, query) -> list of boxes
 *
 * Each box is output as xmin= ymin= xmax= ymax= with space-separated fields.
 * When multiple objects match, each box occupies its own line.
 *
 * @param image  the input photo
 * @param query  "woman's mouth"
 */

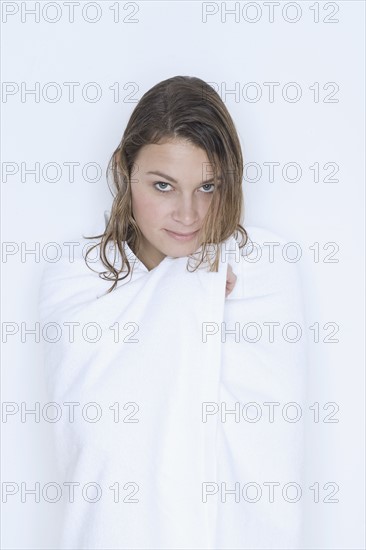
xmin=164 ymin=229 xmax=199 ymax=242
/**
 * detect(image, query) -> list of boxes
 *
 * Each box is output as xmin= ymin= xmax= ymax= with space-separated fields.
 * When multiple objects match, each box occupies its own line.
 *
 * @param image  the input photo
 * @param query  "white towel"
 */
xmin=38 ymin=225 xmax=307 ymax=550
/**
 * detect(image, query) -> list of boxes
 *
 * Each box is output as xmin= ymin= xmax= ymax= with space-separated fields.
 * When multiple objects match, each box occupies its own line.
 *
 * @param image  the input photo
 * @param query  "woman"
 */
xmin=39 ymin=76 xmax=307 ymax=549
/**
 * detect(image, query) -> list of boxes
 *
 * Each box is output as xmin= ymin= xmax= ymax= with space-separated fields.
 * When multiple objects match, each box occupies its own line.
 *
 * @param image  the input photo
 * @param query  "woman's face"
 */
xmin=130 ymin=138 xmax=220 ymax=271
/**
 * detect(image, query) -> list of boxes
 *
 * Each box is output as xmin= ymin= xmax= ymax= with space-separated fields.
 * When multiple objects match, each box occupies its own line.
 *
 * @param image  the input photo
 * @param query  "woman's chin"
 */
xmin=166 ymin=242 xmax=204 ymax=259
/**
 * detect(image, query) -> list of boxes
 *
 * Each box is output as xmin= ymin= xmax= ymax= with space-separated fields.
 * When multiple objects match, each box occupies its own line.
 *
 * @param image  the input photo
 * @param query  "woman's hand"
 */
xmin=225 ymin=263 xmax=237 ymax=298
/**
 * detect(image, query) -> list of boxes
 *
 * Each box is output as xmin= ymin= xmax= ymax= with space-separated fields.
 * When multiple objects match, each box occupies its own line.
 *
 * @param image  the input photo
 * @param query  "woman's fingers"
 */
xmin=225 ymin=263 xmax=237 ymax=297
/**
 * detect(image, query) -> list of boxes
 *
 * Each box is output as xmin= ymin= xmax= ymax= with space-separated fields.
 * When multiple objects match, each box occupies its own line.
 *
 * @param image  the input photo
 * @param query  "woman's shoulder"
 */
xmin=243 ymin=224 xmax=292 ymax=250
xmin=38 ymin=236 xmax=146 ymax=322
xmin=37 ymin=238 xmax=110 ymax=323
xmin=231 ymin=225 xmax=304 ymax=300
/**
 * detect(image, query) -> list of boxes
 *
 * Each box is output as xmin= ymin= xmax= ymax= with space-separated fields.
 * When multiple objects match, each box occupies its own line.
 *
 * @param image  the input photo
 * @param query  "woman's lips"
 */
xmin=164 ymin=229 xmax=199 ymax=241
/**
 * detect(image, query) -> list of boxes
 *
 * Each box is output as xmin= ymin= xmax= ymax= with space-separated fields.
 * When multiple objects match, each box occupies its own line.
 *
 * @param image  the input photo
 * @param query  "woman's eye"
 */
xmin=154 ymin=181 xmax=172 ymax=192
xmin=153 ymin=181 xmax=215 ymax=193
xmin=200 ymin=183 xmax=215 ymax=193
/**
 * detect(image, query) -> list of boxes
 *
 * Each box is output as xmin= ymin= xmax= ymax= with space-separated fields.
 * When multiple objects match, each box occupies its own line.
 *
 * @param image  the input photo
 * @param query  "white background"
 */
xmin=1 ymin=1 xmax=365 ymax=548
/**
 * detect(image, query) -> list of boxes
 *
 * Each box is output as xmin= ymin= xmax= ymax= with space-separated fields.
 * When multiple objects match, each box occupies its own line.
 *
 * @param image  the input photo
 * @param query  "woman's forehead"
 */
xmin=134 ymin=141 xmax=222 ymax=176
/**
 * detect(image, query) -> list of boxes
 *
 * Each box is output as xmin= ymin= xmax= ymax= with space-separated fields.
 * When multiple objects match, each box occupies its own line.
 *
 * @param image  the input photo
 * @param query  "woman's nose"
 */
xmin=172 ymin=196 xmax=199 ymax=225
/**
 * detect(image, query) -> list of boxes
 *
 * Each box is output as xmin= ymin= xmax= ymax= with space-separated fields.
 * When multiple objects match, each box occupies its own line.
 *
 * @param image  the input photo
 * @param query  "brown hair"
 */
xmin=83 ymin=75 xmax=248 ymax=294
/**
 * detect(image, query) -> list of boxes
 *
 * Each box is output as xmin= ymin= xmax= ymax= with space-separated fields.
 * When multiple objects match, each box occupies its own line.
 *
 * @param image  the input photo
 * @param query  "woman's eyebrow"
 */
xmin=145 ymin=170 xmax=222 ymax=185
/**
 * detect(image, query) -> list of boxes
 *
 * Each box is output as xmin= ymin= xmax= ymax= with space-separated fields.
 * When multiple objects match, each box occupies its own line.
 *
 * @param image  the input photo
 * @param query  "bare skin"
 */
xmin=225 ymin=263 xmax=237 ymax=298
xmin=130 ymin=138 xmax=236 ymax=297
